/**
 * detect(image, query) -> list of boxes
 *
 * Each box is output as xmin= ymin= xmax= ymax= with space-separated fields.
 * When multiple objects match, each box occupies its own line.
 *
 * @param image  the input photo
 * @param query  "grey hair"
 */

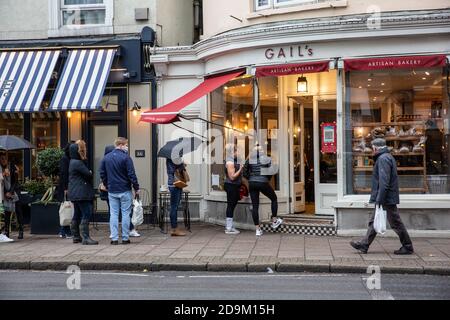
xmin=371 ymin=138 xmax=387 ymax=148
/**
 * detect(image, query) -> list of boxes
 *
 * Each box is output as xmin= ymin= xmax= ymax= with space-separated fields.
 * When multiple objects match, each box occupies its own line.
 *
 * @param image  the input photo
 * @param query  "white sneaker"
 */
xmin=256 ymin=228 xmax=263 ymax=237
xmin=129 ymin=229 xmax=141 ymax=237
xmin=225 ymin=227 xmax=240 ymax=235
xmin=0 ymin=234 xmax=14 ymax=243
xmin=271 ymin=218 xmax=283 ymax=229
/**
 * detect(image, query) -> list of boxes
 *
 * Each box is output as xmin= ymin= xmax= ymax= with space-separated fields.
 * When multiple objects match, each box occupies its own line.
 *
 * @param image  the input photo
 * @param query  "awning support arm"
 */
xmin=171 ymin=122 xmax=208 ymax=142
xmin=179 ymin=114 xmax=254 ymax=137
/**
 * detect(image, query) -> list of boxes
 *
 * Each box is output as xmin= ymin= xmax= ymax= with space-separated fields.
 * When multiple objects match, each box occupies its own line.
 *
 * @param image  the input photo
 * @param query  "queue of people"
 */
xmin=1 ymin=136 xmax=413 ymax=255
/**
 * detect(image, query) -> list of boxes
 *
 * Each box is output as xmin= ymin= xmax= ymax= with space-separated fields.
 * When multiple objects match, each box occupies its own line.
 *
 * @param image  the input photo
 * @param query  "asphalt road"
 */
xmin=0 ymin=270 xmax=449 ymax=300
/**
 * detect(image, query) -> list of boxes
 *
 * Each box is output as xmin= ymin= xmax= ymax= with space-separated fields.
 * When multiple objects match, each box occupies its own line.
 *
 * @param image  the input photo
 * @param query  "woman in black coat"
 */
xmin=56 ymin=142 xmax=73 ymax=238
xmin=68 ymin=140 xmax=97 ymax=245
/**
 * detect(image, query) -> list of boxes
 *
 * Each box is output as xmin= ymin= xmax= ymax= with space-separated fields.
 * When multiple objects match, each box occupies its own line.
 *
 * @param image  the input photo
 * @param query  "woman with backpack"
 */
xmin=244 ymin=145 xmax=282 ymax=237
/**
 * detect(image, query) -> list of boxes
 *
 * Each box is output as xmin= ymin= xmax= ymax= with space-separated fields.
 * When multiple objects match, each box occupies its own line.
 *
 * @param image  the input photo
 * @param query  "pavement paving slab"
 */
xmin=1 ymin=223 xmax=450 ymax=275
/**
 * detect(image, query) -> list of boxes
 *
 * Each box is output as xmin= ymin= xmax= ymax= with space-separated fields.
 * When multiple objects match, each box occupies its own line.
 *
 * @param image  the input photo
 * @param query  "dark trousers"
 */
xmin=3 ymin=205 xmax=24 ymax=234
xmin=169 ymin=186 xmax=182 ymax=229
xmin=361 ymin=205 xmax=413 ymax=250
xmin=249 ymin=181 xmax=278 ymax=226
xmin=224 ymin=183 xmax=240 ymax=219
xmin=72 ymin=201 xmax=93 ymax=222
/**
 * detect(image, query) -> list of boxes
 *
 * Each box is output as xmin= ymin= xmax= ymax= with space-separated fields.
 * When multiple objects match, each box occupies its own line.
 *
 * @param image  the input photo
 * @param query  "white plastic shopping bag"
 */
xmin=59 ymin=201 xmax=74 ymax=226
xmin=131 ymin=199 xmax=144 ymax=226
xmin=374 ymin=204 xmax=387 ymax=234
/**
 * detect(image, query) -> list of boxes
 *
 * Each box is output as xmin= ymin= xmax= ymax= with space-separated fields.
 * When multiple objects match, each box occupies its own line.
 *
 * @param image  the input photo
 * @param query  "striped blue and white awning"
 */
xmin=49 ymin=49 xmax=116 ymax=111
xmin=0 ymin=50 xmax=60 ymax=112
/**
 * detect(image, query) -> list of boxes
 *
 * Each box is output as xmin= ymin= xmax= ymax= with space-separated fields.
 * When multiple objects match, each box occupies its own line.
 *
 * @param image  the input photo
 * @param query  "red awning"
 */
xmin=140 ymin=70 xmax=245 ymax=124
xmin=255 ymin=61 xmax=329 ymax=77
xmin=344 ymin=55 xmax=447 ymax=71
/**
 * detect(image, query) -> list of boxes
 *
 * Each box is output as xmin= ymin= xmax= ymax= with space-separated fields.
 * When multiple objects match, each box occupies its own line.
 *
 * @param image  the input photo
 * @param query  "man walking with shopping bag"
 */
xmin=350 ymin=138 xmax=414 ymax=255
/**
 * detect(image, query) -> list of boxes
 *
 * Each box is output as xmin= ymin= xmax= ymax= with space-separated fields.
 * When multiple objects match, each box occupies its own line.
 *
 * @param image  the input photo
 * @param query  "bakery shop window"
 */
xmin=345 ymin=66 xmax=450 ymax=195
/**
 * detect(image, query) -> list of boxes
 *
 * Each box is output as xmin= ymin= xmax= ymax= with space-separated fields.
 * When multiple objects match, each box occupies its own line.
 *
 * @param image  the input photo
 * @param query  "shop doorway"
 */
xmin=288 ymin=95 xmax=337 ymax=215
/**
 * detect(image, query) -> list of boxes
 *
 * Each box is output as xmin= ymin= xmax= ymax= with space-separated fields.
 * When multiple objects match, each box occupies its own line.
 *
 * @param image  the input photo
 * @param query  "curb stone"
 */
xmin=0 ymin=261 xmax=449 ymax=275
xmin=423 ymin=266 xmax=450 ymax=275
xmin=276 ymin=262 xmax=331 ymax=273
xmin=329 ymin=263 xmax=369 ymax=274
xmin=78 ymin=261 xmax=151 ymax=271
xmin=151 ymin=262 xmax=207 ymax=272
xmin=0 ymin=260 xmax=31 ymax=270
xmin=207 ymin=262 xmax=248 ymax=272
xmin=247 ymin=262 xmax=277 ymax=272
xmin=30 ymin=260 xmax=81 ymax=271
xmin=379 ymin=265 xmax=424 ymax=275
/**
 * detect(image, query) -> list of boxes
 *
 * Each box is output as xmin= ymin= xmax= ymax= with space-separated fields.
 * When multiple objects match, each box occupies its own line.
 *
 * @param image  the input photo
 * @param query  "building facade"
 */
xmin=0 ymin=0 xmax=198 ymax=216
xmin=150 ymin=0 xmax=450 ymax=235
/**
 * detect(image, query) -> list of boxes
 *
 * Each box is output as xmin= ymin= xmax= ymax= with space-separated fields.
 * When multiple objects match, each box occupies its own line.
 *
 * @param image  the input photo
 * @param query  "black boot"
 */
xmin=18 ymin=225 xmax=24 ymax=240
xmin=4 ymin=211 xmax=11 ymax=239
xmin=80 ymin=220 xmax=98 ymax=245
xmin=71 ymin=220 xmax=82 ymax=243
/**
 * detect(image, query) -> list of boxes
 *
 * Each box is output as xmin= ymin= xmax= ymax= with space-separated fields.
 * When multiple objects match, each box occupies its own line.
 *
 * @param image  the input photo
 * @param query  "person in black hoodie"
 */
xmin=56 ymin=142 xmax=74 ymax=238
xmin=68 ymin=140 xmax=98 ymax=245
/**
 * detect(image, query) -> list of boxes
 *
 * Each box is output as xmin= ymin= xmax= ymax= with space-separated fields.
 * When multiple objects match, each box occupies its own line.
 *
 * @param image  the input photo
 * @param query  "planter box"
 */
xmin=30 ymin=203 xmax=60 ymax=235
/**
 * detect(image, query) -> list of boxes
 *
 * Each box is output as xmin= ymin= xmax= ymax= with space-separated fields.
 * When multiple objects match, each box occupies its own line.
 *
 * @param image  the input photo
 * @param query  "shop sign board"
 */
xmin=321 ymin=122 xmax=337 ymax=153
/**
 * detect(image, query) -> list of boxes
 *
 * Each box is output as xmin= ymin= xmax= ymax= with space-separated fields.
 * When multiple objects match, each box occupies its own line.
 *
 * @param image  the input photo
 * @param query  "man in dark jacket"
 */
xmin=100 ymin=137 xmax=139 ymax=245
xmin=350 ymin=138 xmax=414 ymax=255
xmin=56 ymin=142 xmax=74 ymax=238
xmin=68 ymin=141 xmax=98 ymax=245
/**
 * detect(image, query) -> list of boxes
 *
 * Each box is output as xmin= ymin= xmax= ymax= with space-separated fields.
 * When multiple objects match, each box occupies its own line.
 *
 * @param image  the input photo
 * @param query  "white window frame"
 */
xmin=255 ymin=0 xmax=272 ymax=11
xmin=255 ymin=0 xmax=326 ymax=11
xmin=274 ymin=0 xmax=314 ymax=8
xmin=60 ymin=0 xmax=112 ymax=27
xmin=48 ymin=0 xmax=113 ymax=38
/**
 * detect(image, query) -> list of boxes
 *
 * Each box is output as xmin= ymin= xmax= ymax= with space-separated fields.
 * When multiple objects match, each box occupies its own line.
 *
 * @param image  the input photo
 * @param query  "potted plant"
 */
xmin=29 ymin=147 xmax=64 ymax=235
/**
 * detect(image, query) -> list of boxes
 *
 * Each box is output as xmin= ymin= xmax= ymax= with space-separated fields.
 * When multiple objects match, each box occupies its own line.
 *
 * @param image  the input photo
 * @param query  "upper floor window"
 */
xmin=61 ymin=0 xmax=107 ymax=26
xmin=255 ymin=0 xmax=323 ymax=11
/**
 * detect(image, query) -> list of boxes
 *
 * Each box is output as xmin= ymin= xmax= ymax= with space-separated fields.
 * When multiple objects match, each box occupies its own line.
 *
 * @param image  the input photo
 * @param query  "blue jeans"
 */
xmin=169 ymin=186 xmax=182 ymax=229
xmin=72 ymin=201 xmax=93 ymax=222
xmin=109 ymin=191 xmax=133 ymax=241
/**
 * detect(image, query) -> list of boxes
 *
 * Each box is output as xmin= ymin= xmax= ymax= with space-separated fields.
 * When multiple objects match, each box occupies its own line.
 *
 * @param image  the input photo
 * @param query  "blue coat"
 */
xmin=100 ymin=148 xmax=139 ymax=194
xmin=369 ymin=148 xmax=400 ymax=205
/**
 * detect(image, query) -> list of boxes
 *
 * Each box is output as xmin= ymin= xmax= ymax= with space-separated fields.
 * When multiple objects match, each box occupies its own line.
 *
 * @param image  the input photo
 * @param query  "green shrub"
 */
xmin=36 ymin=147 xmax=64 ymax=178
xmin=21 ymin=178 xmax=52 ymax=196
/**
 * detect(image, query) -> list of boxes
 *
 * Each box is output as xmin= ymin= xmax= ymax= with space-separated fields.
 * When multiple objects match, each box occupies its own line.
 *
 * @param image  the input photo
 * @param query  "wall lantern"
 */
xmin=131 ymin=102 xmax=142 ymax=117
xmin=297 ymin=75 xmax=308 ymax=93
xmin=67 ymin=111 xmax=72 ymax=119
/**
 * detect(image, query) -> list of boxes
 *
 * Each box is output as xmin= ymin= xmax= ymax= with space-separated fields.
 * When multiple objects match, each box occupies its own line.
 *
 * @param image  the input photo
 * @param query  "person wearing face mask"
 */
xmin=100 ymin=137 xmax=140 ymax=245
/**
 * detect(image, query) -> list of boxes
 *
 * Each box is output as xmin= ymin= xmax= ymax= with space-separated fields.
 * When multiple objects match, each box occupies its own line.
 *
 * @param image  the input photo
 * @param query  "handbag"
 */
xmin=131 ymin=197 xmax=144 ymax=226
xmin=374 ymin=204 xmax=387 ymax=234
xmin=174 ymin=168 xmax=189 ymax=189
xmin=59 ymin=197 xmax=74 ymax=227
xmin=98 ymin=182 xmax=108 ymax=201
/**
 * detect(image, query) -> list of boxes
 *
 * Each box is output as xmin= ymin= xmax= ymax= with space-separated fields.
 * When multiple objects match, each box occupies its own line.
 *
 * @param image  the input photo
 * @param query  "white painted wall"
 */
xmin=156 ymin=0 xmax=194 ymax=46
xmin=128 ymin=83 xmax=152 ymax=195
xmin=0 ymin=0 xmax=194 ymax=46
xmin=203 ymin=0 xmax=450 ymax=38
xmin=0 ymin=0 xmax=48 ymax=40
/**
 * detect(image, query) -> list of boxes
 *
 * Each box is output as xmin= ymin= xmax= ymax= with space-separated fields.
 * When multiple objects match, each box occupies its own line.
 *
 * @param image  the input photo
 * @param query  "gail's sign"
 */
xmin=264 ymin=45 xmax=313 ymax=60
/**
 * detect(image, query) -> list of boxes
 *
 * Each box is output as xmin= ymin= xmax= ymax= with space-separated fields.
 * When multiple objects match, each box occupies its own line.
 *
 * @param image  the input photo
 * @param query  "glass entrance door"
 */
xmin=314 ymin=95 xmax=338 ymax=215
xmin=288 ymin=96 xmax=314 ymax=214
xmin=90 ymin=122 xmax=120 ymax=212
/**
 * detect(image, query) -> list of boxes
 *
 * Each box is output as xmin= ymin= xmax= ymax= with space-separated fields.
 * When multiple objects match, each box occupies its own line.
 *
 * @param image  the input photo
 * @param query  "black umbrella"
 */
xmin=0 ymin=135 xmax=35 ymax=151
xmin=158 ymin=137 xmax=203 ymax=160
